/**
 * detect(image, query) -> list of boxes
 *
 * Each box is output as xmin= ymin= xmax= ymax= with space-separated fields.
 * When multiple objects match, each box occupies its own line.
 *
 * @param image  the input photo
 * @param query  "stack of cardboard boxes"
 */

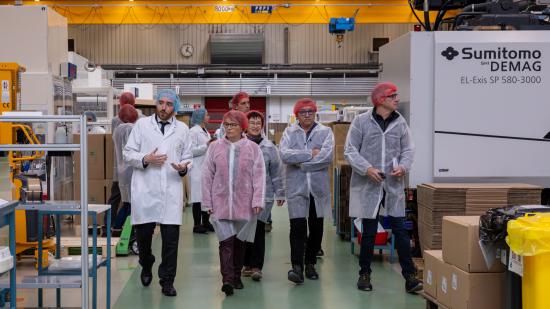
xmin=423 ymin=216 xmax=505 ymax=309
xmin=73 ymin=133 xmax=115 ymax=225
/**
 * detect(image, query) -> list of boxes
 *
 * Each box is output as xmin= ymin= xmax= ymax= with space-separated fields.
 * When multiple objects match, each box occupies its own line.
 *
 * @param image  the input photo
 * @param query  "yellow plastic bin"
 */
xmin=506 ymin=213 xmax=550 ymax=309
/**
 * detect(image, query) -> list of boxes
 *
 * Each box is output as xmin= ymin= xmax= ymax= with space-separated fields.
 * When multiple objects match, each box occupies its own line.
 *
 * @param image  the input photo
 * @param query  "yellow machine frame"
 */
xmin=1 ymin=63 xmax=54 ymax=265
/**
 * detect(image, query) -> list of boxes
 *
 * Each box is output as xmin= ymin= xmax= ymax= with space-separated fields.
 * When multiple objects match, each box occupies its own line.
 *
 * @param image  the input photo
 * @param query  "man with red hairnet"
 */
xmin=344 ymin=82 xmax=421 ymax=293
xmin=108 ymin=92 xmax=143 ymax=235
xmin=215 ymin=92 xmax=251 ymax=139
xmin=279 ymin=98 xmax=334 ymax=284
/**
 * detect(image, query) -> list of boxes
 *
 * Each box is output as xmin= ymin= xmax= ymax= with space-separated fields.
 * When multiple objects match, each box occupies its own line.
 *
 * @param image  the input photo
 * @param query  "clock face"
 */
xmin=180 ymin=44 xmax=194 ymax=58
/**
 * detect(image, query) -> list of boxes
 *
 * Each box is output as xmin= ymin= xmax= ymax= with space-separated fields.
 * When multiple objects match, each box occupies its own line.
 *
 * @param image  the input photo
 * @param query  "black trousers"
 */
xmin=290 ymin=195 xmax=324 ymax=267
xmin=244 ymin=220 xmax=266 ymax=270
xmin=135 ymin=223 xmax=180 ymax=286
xmin=106 ymin=181 xmax=121 ymax=227
xmin=192 ymin=202 xmax=210 ymax=226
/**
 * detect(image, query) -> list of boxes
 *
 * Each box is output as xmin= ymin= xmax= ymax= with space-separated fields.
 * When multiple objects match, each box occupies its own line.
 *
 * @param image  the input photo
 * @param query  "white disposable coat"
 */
xmin=188 ymin=125 xmax=211 ymax=203
xmin=344 ymin=110 xmax=415 ymax=219
xmin=113 ymin=123 xmax=134 ymax=203
xmin=279 ymin=123 xmax=334 ymax=220
xmin=123 ymin=115 xmax=193 ymax=225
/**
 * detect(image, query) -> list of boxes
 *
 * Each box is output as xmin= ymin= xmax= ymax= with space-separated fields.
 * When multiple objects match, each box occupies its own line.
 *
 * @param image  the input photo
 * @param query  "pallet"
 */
xmin=55 ymin=237 xmax=119 ymax=258
xmin=420 ymin=291 xmax=449 ymax=309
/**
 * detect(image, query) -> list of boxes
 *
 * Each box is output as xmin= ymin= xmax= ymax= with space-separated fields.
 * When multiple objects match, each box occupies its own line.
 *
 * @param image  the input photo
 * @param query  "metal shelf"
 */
xmin=0 ymin=276 xmax=81 ymax=289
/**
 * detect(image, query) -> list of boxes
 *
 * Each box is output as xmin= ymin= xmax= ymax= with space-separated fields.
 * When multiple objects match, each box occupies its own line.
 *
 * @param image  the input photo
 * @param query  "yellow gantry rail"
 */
xmin=0 ymin=0 xmax=444 ymax=24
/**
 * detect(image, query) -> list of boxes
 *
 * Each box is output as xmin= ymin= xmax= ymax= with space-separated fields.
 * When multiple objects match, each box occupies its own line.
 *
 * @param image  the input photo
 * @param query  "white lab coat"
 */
xmin=188 ymin=125 xmax=211 ymax=203
xmin=123 ymin=115 xmax=193 ymax=225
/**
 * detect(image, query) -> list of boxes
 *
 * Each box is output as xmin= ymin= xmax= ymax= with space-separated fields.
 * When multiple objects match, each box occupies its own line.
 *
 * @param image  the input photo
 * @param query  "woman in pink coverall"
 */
xmin=201 ymin=110 xmax=266 ymax=296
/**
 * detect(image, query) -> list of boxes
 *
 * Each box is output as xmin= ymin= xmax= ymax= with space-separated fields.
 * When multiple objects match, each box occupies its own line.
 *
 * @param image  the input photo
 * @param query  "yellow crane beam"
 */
xmin=0 ymin=1 xmax=445 ymax=24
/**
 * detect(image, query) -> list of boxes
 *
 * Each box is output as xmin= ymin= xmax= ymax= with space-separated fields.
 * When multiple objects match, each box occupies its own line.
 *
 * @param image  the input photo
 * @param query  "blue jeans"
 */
xmin=359 ymin=215 xmax=416 ymax=278
xmin=113 ymin=202 xmax=131 ymax=229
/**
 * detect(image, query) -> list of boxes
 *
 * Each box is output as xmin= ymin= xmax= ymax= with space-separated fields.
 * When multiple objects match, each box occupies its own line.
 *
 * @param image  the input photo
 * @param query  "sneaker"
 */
xmin=288 ymin=265 xmax=304 ymax=284
xmin=305 ymin=264 xmax=319 ymax=280
xmin=242 ymin=267 xmax=253 ymax=277
xmin=405 ymin=274 xmax=423 ymax=293
xmin=251 ymin=269 xmax=263 ymax=281
xmin=221 ymin=282 xmax=234 ymax=296
xmin=193 ymin=225 xmax=208 ymax=234
xmin=357 ymin=274 xmax=373 ymax=291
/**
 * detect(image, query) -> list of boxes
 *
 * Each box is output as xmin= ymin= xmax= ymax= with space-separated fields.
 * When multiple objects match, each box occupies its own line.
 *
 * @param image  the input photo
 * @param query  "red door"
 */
xmin=204 ymin=97 xmax=266 ymax=134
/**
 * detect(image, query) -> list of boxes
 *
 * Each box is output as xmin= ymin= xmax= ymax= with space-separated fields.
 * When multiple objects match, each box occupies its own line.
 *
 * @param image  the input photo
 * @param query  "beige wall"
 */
xmin=69 ymin=23 xmax=412 ymax=65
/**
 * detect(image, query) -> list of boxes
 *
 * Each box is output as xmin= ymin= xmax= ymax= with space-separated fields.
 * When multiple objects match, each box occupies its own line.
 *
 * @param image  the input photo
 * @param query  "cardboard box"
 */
xmin=74 ymin=179 xmax=107 ymax=204
xmin=423 ymin=250 xmax=443 ymax=298
xmin=443 ymin=216 xmax=506 ymax=273
xmin=450 ymin=265 xmax=505 ymax=309
xmin=73 ymin=134 xmax=105 ymax=180
xmin=105 ymin=133 xmax=114 ymax=180
xmin=437 ymin=260 xmax=453 ymax=308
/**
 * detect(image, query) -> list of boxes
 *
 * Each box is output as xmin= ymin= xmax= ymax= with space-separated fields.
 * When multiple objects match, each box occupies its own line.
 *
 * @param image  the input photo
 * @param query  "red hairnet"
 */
xmin=371 ymin=82 xmax=398 ymax=106
xmin=223 ymin=110 xmax=248 ymax=130
xmin=246 ymin=110 xmax=265 ymax=128
xmin=119 ymin=92 xmax=135 ymax=106
xmin=119 ymin=104 xmax=138 ymax=124
xmin=230 ymin=91 xmax=250 ymax=109
xmin=293 ymin=98 xmax=318 ymax=116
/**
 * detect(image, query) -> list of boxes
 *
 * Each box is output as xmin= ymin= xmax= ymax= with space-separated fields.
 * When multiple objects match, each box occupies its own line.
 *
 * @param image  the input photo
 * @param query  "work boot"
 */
xmin=233 ymin=239 xmax=246 ymax=289
xmin=357 ymin=274 xmax=373 ymax=291
xmin=288 ymin=264 xmax=304 ymax=284
xmin=405 ymin=274 xmax=423 ymax=293
xmin=222 ymin=282 xmax=234 ymax=296
xmin=204 ymin=222 xmax=215 ymax=232
xmin=251 ymin=269 xmax=263 ymax=281
xmin=161 ymin=284 xmax=177 ymax=297
xmin=305 ymin=264 xmax=319 ymax=280
xmin=140 ymin=267 xmax=153 ymax=287
xmin=193 ymin=225 xmax=208 ymax=234
xmin=219 ymin=238 xmax=235 ymax=286
xmin=242 ymin=266 xmax=253 ymax=277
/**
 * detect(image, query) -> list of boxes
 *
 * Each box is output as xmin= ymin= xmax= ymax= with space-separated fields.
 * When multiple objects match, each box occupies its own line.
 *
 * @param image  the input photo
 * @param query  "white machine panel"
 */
xmin=434 ymin=31 xmax=550 ymax=179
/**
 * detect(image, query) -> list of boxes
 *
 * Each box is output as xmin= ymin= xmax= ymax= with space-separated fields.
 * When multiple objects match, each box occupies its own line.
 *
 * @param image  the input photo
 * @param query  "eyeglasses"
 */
xmin=298 ymin=109 xmax=315 ymax=116
xmin=223 ymin=122 xmax=240 ymax=128
xmin=386 ymin=93 xmax=399 ymax=100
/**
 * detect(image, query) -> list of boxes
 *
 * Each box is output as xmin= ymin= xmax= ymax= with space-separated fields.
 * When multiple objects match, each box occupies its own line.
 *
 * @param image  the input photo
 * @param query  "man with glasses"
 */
xmin=279 ymin=98 xmax=334 ymax=284
xmin=124 ymin=89 xmax=193 ymax=297
xmin=344 ymin=82 xmax=422 ymax=293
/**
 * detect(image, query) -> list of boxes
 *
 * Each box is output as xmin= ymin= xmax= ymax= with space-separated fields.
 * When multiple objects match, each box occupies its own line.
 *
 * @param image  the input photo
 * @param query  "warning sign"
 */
xmin=1 ymin=80 xmax=10 ymax=105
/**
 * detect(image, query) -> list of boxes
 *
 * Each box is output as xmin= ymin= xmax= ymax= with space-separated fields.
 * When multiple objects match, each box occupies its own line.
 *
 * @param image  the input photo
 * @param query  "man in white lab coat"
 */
xmin=124 ymin=89 xmax=192 ymax=297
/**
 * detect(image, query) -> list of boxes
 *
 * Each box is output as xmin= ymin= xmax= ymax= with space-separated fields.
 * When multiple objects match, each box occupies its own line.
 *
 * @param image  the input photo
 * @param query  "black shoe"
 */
xmin=203 ymin=222 xmax=215 ymax=232
xmin=405 ymin=274 xmax=423 ymax=293
xmin=305 ymin=264 xmax=319 ymax=280
xmin=234 ymin=278 xmax=244 ymax=289
xmin=357 ymin=274 xmax=373 ymax=291
xmin=111 ymin=229 xmax=122 ymax=238
xmin=193 ymin=225 xmax=208 ymax=234
xmin=287 ymin=265 xmax=304 ymax=284
xmin=265 ymin=223 xmax=272 ymax=233
xmin=317 ymin=249 xmax=324 ymax=257
xmin=161 ymin=284 xmax=177 ymax=297
xmin=222 ymin=283 xmax=234 ymax=296
xmin=140 ymin=268 xmax=153 ymax=287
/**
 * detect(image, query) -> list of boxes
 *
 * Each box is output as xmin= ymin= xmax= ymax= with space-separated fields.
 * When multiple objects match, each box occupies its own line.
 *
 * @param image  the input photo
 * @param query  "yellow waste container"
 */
xmin=506 ymin=213 xmax=550 ymax=309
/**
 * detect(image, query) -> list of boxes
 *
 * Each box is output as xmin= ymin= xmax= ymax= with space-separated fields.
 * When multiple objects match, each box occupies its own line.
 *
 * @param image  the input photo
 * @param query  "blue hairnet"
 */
xmin=83 ymin=111 xmax=97 ymax=122
xmin=191 ymin=108 xmax=207 ymax=126
xmin=156 ymin=89 xmax=181 ymax=112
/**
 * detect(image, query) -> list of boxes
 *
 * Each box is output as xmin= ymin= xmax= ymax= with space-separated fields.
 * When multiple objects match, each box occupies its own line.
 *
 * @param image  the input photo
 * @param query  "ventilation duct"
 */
xmin=210 ymin=33 xmax=264 ymax=65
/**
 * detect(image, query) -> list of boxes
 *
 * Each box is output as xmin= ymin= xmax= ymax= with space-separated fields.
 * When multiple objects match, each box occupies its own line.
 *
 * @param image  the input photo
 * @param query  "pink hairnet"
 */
xmin=119 ymin=104 xmax=138 ymax=124
xmin=371 ymin=82 xmax=398 ymax=106
xmin=223 ymin=110 xmax=249 ymax=131
xmin=119 ymin=92 xmax=136 ymax=106
xmin=246 ymin=110 xmax=265 ymax=127
xmin=293 ymin=98 xmax=318 ymax=116
xmin=230 ymin=92 xmax=250 ymax=109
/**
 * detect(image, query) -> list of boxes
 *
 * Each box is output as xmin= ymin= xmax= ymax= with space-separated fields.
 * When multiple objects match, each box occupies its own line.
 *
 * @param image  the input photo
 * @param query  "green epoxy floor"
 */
xmin=113 ymin=206 xmax=425 ymax=309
